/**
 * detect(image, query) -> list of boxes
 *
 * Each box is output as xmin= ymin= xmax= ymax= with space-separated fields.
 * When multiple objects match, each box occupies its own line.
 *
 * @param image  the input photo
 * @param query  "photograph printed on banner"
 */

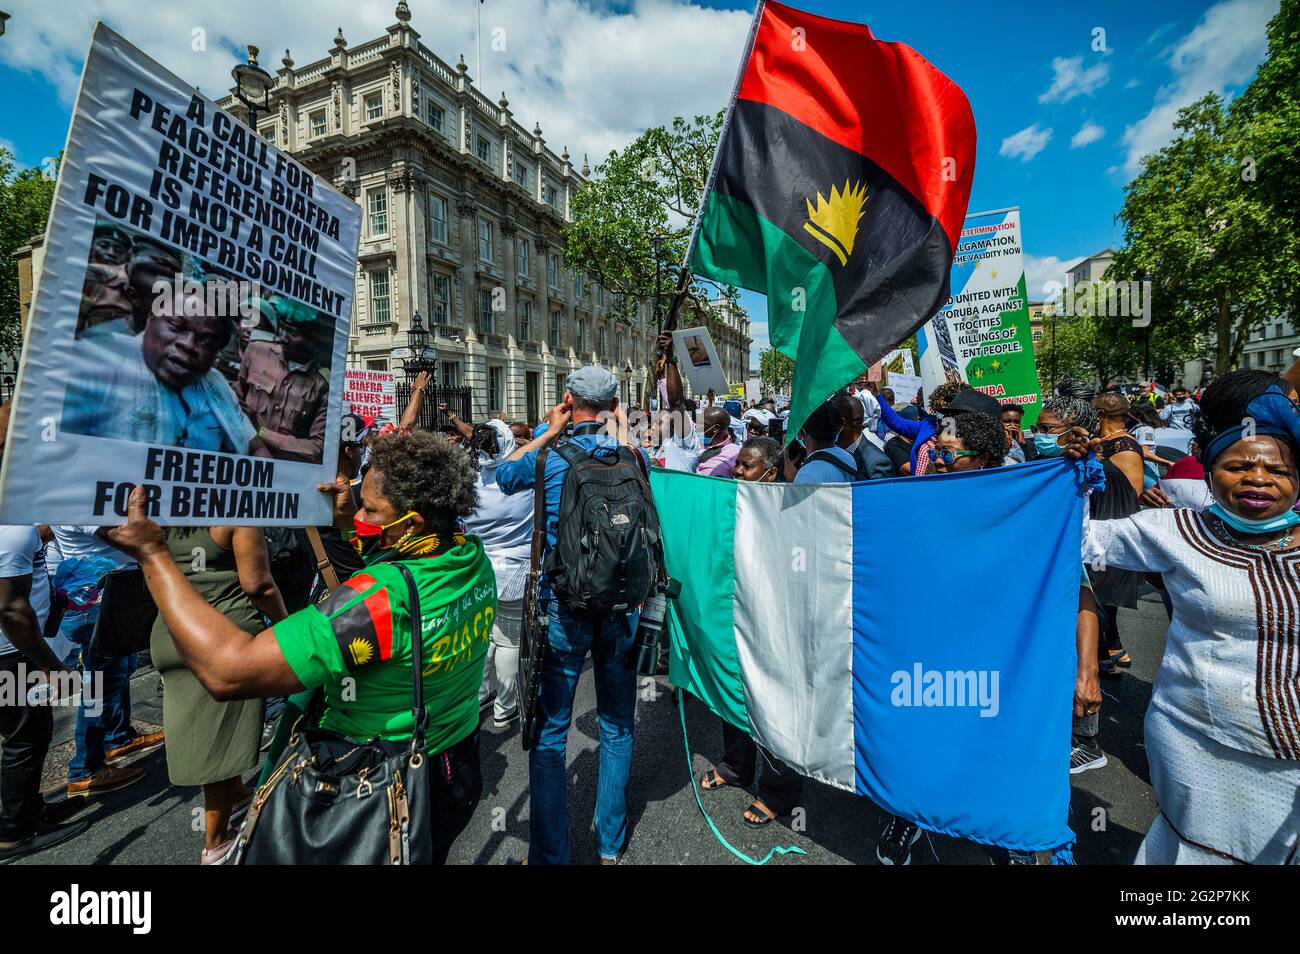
xmin=61 ymin=216 xmax=334 ymax=465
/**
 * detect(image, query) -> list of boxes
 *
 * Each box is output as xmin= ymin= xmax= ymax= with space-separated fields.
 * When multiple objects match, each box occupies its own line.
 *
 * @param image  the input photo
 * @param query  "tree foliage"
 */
xmin=759 ymin=348 xmax=794 ymax=396
xmin=1111 ymin=0 xmax=1299 ymax=376
xmin=0 ymin=147 xmax=58 ymax=354
xmin=566 ymin=112 xmax=733 ymax=332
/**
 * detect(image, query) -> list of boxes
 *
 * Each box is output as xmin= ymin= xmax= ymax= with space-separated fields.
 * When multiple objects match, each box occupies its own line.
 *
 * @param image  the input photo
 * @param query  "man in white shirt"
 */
xmin=654 ymin=335 xmax=705 ymax=473
xmin=0 ymin=525 xmax=89 ymax=860
xmin=466 ymin=420 xmax=535 ymax=729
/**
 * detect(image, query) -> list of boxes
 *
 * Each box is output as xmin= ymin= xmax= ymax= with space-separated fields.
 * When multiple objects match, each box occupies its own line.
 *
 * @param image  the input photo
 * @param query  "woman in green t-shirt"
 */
xmin=102 ymin=432 xmax=497 ymax=865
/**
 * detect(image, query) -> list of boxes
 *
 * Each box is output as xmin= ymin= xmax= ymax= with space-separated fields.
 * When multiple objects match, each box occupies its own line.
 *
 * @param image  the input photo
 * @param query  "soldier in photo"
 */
xmin=236 ymin=295 xmax=330 ymax=464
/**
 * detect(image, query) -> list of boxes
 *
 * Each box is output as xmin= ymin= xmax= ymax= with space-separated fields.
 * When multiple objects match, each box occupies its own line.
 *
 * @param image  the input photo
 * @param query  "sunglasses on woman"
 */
xmin=933 ymin=447 xmax=979 ymax=465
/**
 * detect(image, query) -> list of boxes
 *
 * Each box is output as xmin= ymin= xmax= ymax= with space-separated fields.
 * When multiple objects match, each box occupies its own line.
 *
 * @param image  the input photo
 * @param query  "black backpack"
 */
xmin=543 ymin=441 xmax=662 ymax=618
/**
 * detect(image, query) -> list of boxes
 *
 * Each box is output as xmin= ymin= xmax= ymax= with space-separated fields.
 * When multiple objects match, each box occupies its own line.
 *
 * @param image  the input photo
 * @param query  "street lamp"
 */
xmin=395 ymin=311 xmax=437 ymax=378
xmin=231 ymin=45 xmax=274 ymax=130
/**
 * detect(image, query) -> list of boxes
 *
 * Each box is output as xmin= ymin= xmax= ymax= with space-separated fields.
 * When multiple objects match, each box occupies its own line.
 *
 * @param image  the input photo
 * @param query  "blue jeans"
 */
xmin=528 ymin=602 xmax=638 ymax=864
xmin=63 ymin=609 xmax=136 ymax=782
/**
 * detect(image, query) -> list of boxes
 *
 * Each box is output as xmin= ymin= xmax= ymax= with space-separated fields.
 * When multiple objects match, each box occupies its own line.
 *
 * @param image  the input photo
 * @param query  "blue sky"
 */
xmin=0 ymin=0 xmax=1280 ymax=366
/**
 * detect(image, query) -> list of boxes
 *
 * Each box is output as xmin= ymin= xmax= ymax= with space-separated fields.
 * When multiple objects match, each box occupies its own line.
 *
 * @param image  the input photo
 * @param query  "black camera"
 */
xmin=628 ymin=577 xmax=682 ymax=676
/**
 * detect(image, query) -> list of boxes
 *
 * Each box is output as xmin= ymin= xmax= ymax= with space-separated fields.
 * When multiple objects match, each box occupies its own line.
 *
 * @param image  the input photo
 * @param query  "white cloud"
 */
xmin=1070 ymin=121 xmax=1105 ymax=148
xmin=1121 ymin=0 xmax=1278 ymax=177
xmin=0 ymin=0 xmax=752 ymax=171
xmin=999 ymin=123 xmax=1053 ymax=162
xmin=1038 ymin=55 xmax=1110 ymax=103
xmin=1123 ymin=77 xmax=1140 ymax=90
xmin=1023 ymin=253 xmax=1085 ymax=304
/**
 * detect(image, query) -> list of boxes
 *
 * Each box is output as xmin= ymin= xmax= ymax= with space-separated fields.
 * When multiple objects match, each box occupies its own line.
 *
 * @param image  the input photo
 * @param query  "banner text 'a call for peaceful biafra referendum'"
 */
xmin=0 ymin=24 xmax=362 ymax=526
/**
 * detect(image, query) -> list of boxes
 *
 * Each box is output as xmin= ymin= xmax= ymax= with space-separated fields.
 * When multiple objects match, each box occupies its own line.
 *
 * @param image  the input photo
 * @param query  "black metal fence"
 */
xmin=393 ymin=380 xmax=473 ymax=431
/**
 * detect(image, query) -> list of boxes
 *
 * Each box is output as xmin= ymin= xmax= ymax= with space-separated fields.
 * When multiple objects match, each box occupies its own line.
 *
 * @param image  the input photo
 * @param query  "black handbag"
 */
xmin=518 ymin=448 xmax=550 ymax=750
xmin=87 ymin=567 xmax=158 ymax=658
xmin=233 ymin=563 xmax=444 ymax=864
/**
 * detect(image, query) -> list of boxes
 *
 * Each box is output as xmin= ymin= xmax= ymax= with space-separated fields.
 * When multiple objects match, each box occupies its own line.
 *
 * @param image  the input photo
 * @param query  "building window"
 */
xmin=519 ymin=299 xmax=532 ymax=342
xmin=526 ymin=371 xmax=540 ymax=424
xmin=310 ymin=111 xmax=326 ymax=138
xmin=597 ymin=322 xmax=606 ymax=356
xmin=574 ymin=273 xmax=584 ymax=298
xmin=1032 ymin=330 xmax=1043 ymax=342
xmin=516 ymin=237 xmax=529 ymax=278
xmin=365 ymin=358 xmax=389 ymax=371
xmin=368 ymin=270 xmax=390 ymax=324
xmin=575 ymin=317 xmax=586 ymax=353
xmin=548 ymin=252 xmax=560 ymax=289
xmin=259 ymin=125 xmax=276 ymax=141
xmin=364 ymin=92 xmax=383 ymax=121
xmin=555 ymin=373 xmax=566 ymax=403
xmin=479 ymin=288 xmax=495 ymax=335
xmin=430 ymin=273 xmax=450 ymax=325
xmin=477 ymin=134 xmax=491 ymax=165
xmin=478 ymin=219 xmax=493 ymax=263
xmin=442 ymin=362 xmax=460 ymax=389
xmin=597 ymin=285 xmax=605 ymax=308
xmin=488 ymin=366 xmax=504 ymax=412
xmin=550 ymin=309 xmax=562 ymax=349
xmin=367 ymin=188 xmax=388 ymax=237
xmin=513 ymin=159 xmax=529 ymax=189
xmin=428 ymin=194 xmax=448 ymax=245
xmin=545 ymin=184 xmax=558 ymax=208
xmin=427 ymin=101 xmax=444 ymax=133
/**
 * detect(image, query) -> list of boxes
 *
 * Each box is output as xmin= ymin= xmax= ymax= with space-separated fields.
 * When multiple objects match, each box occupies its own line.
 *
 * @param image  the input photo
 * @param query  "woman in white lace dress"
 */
xmin=1080 ymin=371 xmax=1300 ymax=864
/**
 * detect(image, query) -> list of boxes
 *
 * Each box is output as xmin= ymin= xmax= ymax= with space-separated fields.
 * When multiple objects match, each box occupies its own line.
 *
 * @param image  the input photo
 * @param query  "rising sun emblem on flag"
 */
xmin=803 ymin=179 xmax=869 ymax=266
xmin=347 ymin=637 xmax=375 ymax=667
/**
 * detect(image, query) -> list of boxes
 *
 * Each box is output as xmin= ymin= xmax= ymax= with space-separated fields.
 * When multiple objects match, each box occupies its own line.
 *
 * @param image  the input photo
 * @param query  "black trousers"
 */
xmin=715 ymin=720 xmax=803 ymax=817
xmin=0 ymin=653 xmax=53 ymax=842
xmin=427 ymin=729 xmax=483 ymax=865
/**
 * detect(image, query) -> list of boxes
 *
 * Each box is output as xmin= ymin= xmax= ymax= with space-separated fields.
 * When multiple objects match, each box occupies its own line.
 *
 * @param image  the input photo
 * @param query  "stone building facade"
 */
xmin=218 ymin=3 xmax=671 ymax=421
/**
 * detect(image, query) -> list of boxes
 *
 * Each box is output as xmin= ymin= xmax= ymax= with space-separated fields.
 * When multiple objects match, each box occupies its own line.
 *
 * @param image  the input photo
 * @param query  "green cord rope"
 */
xmin=676 ymin=688 xmax=806 ymax=865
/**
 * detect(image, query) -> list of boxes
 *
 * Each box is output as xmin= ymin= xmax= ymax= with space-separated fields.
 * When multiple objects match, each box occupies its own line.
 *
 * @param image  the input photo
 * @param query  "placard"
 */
xmin=0 ymin=25 xmax=361 ymax=526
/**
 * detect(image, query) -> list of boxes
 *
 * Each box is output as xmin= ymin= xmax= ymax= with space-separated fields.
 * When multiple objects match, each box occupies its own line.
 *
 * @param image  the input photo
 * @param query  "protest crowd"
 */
xmin=1 ymin=328 xmax=1297 ymax=866
xmin=1 ymin=1 xmax=1297 ymax=876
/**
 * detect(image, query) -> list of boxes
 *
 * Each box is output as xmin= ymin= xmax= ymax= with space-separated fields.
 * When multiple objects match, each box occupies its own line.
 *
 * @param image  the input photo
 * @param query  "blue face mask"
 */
xmin=1208 ymin=502 xmax=1300 ymax=535
xmin=1033 ymin=433 xmax=1065 ymax=458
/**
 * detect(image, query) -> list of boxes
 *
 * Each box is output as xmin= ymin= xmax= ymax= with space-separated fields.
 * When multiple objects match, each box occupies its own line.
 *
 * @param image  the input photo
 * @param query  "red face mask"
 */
xmin=353 ymin=511 xmax=415 ymax=538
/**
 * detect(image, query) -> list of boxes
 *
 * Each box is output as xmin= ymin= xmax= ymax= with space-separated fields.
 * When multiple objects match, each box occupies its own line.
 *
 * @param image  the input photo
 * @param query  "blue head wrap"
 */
xmin=1200 ymin=386 xmax=1300 ymax=468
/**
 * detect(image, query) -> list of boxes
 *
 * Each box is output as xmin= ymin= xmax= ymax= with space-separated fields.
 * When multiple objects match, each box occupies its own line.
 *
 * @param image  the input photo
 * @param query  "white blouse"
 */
xmin=1084 ymin=507 xmax=1300 ymax=762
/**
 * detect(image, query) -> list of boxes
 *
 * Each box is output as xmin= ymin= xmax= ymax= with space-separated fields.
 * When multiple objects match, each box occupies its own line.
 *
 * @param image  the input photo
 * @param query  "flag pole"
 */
xmin=662 ymin=0 xmax=765 ymax=335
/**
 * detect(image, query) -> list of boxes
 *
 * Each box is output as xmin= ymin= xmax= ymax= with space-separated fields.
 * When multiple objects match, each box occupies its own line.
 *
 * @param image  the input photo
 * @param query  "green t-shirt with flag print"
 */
xmin=273 ymin=535 xmax=497 ymax=750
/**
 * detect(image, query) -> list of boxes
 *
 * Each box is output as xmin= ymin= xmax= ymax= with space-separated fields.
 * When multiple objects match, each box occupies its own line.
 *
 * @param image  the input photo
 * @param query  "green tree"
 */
xmin=566 ymin=112 xmax=734 ymax=336
xmin=0 ymin=147 xmax=58 ymax=353
xmin=1112 ymin=2 xmax=1299 ymax=376
xmin=759 ymin=348 xmax=794 ymax=395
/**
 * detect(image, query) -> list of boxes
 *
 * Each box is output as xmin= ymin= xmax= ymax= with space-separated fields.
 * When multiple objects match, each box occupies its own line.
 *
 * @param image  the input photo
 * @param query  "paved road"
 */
xmin=15 ymin=591 xmax=1170 ymax=866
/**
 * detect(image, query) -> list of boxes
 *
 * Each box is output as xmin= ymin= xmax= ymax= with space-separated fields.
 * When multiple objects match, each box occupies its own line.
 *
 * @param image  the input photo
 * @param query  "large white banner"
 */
xmin=0 ymin=24 xmax=361 ymax=526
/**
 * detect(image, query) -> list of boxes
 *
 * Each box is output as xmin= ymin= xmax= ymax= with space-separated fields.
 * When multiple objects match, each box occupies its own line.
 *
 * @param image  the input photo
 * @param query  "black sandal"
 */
xmin=700 ymin=769 xmax=730 ymax=792
xmin=742 ymin=801 xmax=780 ymax=829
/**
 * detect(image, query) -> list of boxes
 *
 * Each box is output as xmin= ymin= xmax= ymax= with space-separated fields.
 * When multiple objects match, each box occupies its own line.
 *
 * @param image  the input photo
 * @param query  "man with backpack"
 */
xmin=496 ymin=366 xmax=658 ymax=865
